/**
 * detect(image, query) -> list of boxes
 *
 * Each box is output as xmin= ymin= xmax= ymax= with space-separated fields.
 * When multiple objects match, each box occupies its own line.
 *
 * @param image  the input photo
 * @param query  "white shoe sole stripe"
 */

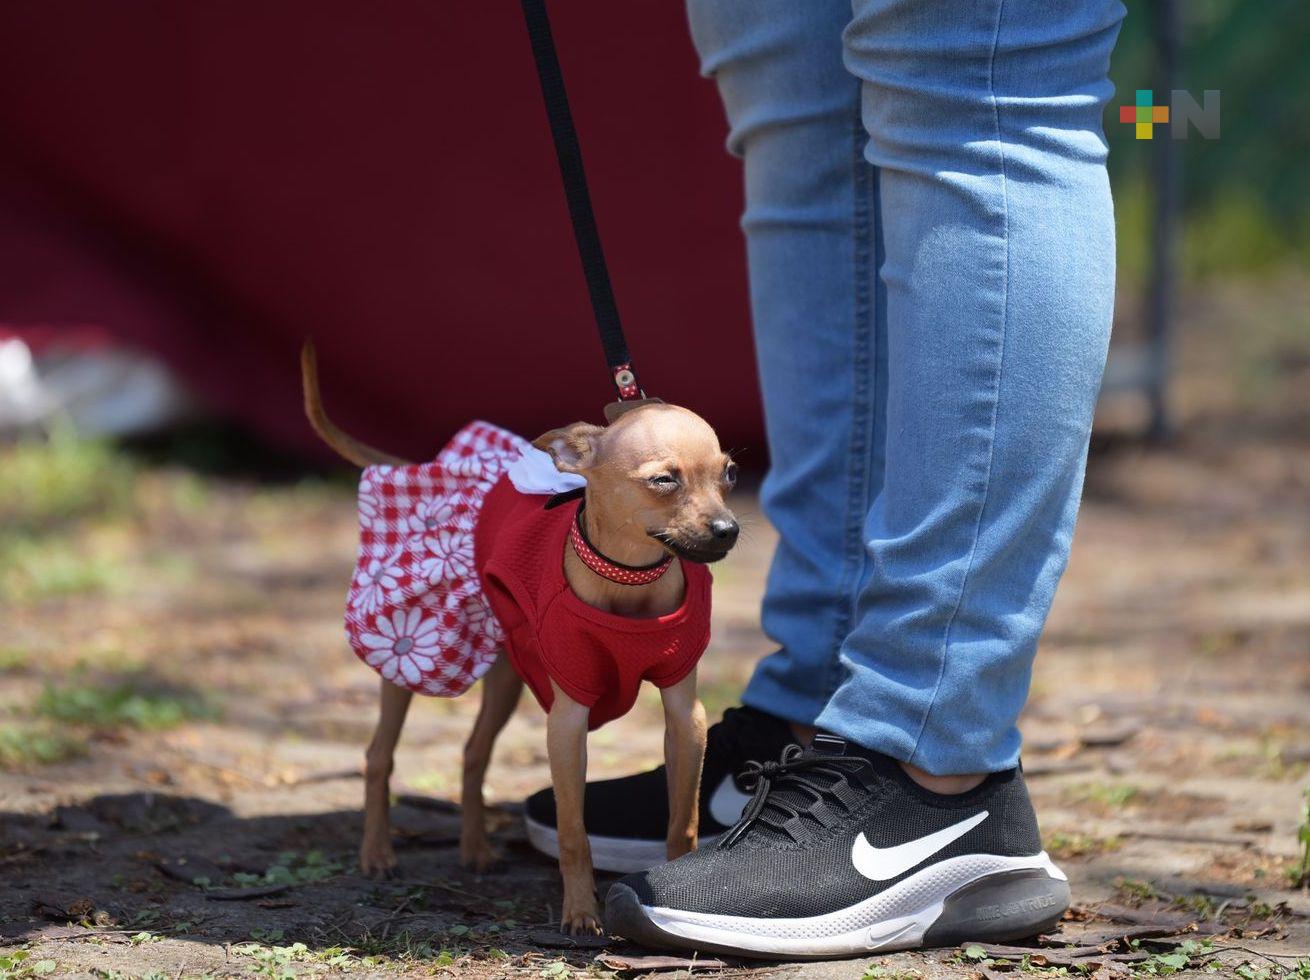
xmin=523 ymin=815 xmax=724 ymax=874
xmin=641 ymin=852 xmax=1066 ymax=957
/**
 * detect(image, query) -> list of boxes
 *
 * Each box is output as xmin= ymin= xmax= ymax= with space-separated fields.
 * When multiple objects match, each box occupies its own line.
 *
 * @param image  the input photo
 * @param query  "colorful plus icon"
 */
xmin=1120 ymin=89 xmax=1170 ymax=139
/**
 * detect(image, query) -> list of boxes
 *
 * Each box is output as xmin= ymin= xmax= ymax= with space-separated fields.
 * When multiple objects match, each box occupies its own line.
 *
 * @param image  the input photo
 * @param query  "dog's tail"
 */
xmin=301 ymin=340 xmax=412 ymax=468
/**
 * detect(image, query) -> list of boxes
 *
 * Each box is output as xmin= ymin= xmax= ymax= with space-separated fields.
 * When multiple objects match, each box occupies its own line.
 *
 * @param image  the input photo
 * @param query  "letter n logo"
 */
xmin=1171 ymin=90 xmax=1220 ymax=140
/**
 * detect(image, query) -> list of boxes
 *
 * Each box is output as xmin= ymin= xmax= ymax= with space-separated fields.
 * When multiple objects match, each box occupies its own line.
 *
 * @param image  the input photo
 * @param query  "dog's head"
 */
xmin=533 ymin=404 xmax=739 ymax=563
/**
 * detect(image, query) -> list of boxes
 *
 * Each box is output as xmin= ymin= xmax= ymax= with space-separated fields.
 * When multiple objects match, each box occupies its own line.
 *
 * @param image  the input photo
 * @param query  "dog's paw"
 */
xmin=459 ymin=838 xmax=503 ymax=874
xmin=359 ymin=839 xmax=399 ymax=879
xmin=559 ymin=896 xmax=603 ymax=936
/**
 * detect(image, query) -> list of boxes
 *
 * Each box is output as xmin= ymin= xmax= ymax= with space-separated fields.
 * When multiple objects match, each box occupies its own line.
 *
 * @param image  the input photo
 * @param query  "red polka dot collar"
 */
xmin=568 ymin=504 xmax=673 ymax=586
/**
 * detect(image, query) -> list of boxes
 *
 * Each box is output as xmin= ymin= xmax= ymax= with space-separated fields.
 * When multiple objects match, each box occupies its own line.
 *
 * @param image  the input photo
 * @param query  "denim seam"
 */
xmin=827 ymin=91 xmax=876 ymax=703
xmin=907 ymin=0 xmax=1013 ymax=770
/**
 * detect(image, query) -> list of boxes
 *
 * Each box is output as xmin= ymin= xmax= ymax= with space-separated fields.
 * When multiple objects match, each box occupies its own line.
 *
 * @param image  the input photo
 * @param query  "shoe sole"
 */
xmin=604 ymin=852 xmax=1069 ymax=960
xmin=523 ymin=815 xmax=724 ymax=874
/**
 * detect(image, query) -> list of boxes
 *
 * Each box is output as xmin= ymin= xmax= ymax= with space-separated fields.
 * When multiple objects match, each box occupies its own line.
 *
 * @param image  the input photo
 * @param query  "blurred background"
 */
xmin=0 ymin=2 xmax=1307 ymax=455
xmin=1 ymin=2 xmax=1308 ymax=977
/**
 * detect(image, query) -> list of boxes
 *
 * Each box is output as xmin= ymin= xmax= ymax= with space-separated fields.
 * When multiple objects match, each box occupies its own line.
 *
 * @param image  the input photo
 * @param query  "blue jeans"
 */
xmin=687 ymin=0 xmax=1125 ymax=775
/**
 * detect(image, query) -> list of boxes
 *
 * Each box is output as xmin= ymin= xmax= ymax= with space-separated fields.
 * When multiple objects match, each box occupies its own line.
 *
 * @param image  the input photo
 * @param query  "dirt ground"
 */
xmin=2 ymin=278 xmax=1309 ymax=978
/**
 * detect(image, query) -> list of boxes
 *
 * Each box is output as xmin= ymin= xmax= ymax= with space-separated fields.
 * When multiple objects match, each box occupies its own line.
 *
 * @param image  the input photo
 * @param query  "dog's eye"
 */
xmin=647 ymin=474 xmax=679 ymax=491
xmin=723 ymin=462 xmax=738 ymax=487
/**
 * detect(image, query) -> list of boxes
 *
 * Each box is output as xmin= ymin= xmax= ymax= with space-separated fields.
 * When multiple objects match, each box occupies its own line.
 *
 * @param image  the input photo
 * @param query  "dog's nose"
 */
xmin=709 ymin=518 xmax=739 ymax=545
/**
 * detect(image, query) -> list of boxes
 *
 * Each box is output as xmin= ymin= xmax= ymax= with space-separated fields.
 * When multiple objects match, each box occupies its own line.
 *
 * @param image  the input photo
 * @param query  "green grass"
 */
xmin=1234 ymin=961 xmax=1310 ymax=980
xmin=222 ymin=850 xmax=343 ymax=889
xmin=1066 ymin=781 xmax=1140 ymax=810
xmin=1291 ymin=786 xmax=1310 ymax=888
xmin=36 ymin=671 xmax=218 ymax=731
xmin=0 ymin=434 xmax=138 ymax=602
xmin=1128 ymin=938 xmax=1212 ymax=976
xmin=232 ymin=940 xmax=312 ymax=979
xmin=1044 ymin=830 xmax=1123 ymax=859
xmin=0 ymin=723 xmax=87 ymax=770
xmin=0 ymin=647 xmax=32 ymax=672
xmin=0 ymin=950 xmax=57 ymax=979
xmin=863 ymin=967 xmax=922 ymax=980
xmin=0 ymin=535 xmax=123 ymax=602
xmin=958 ymin=936 xmax=1285 ymax=977
xmin=1171 ymin=892 xmax=1218 ymax=919
xmin=1115 ymin=877 xmax=1161 ymax=904
xmin=957 ymin=943 xmax=1093 ymax=977
xmin=228 ymin=932 xmax=478 ymax=975
xmin=0 ymin=433 xmax=136 ymax=535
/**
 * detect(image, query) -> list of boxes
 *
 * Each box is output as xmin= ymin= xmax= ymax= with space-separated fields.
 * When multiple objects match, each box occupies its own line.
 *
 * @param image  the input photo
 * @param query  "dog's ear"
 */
xmin=532 ymin=422 xmax=604 ymax=474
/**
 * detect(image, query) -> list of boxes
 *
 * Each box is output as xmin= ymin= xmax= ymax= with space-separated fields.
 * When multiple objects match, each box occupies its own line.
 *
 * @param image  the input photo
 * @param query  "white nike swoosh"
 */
xmin=850 ymin=810 xmax=989 ymax=882
xmin=707 ymin=774 xmax=754 ymax=827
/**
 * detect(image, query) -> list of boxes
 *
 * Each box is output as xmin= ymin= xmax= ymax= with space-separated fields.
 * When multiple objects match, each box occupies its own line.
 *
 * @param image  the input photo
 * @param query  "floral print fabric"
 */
xmin=344 ymin=421 xmax=525 ymax=696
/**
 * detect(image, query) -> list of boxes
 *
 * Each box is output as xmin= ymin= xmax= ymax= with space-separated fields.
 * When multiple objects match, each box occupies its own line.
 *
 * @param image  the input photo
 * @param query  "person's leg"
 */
xmin=605 ymin=0 xmax=1126 ymax=954
xmin=814 ymin=0 xmax=1125 ymax=777
xmin=684 ymin=0 xmax=888 ymax=732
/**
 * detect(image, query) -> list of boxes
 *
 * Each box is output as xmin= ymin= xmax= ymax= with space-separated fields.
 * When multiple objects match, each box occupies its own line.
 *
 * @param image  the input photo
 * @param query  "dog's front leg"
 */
xmin=545 ymin=680 xmax=601 ymax=935
xmin=361 ymin=678 xmax=413 ymax=877
xmin=660 ymin=669 xmax=707 ymax=860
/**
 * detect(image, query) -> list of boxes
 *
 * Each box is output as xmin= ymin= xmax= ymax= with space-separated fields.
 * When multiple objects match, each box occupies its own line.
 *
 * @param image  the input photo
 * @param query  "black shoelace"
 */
xmin=718 ymin=744 xmax=873 ymax=849
xmin=707 ymin=706 xmax=794 ymax=773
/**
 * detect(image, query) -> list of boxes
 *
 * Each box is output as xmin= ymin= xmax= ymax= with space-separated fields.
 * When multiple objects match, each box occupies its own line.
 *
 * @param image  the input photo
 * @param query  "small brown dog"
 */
xmin=302 ymin=345 xmax=739 ymax=933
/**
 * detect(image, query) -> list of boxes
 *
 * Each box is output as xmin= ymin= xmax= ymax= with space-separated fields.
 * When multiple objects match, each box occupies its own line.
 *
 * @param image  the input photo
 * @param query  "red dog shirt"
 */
xmin=344 ymin=421 xmax=711 ymax=730
xmin=477 ymin=477 xmax=711 ymax=729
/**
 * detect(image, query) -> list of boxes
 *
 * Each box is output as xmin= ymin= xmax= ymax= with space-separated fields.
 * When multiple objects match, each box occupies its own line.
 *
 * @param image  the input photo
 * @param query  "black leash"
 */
xmin=519 ymin=0 xmax=644 ymax=401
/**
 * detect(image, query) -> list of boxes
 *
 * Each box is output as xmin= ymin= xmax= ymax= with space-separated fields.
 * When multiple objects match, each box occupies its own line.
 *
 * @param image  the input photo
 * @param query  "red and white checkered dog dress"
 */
xmin=344 ymin=421 xmax=528 ymax=696
xmin=345 ymin=420 xmax=713 ymax=723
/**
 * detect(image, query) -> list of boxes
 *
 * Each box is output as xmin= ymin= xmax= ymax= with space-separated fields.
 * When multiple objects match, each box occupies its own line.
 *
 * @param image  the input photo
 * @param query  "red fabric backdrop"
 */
xmin=0 ymin=2 xmax=761 ymax=461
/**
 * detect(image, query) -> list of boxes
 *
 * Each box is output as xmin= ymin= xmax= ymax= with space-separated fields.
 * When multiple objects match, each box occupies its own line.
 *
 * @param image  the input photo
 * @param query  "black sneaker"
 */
xmin=524 ymin=706 xmax=796 ymax=872
xmin=605 ymin=734 xmax=1068 ymax=959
